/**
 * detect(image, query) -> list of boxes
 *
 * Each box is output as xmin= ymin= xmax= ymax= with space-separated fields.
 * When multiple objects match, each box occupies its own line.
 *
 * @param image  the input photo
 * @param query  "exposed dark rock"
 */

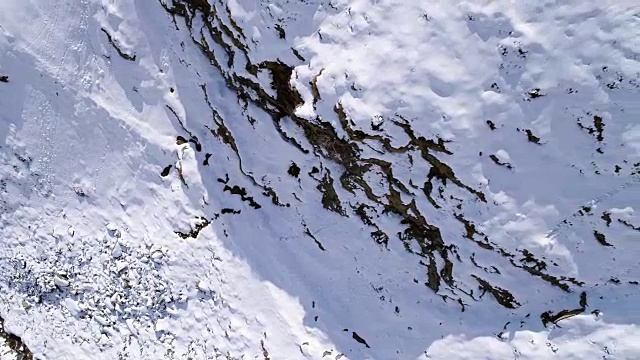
xmin=100 ymin=28 xmax=137 ymax=61
xmin=351 ymin=331 xmax=370 ymax=348
xmin=0 ymin=316 xmax=34 ymax=360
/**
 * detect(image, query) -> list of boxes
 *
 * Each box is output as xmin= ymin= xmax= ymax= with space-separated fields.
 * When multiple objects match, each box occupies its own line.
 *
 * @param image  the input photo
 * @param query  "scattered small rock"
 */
xmin=593 ymin=230 xmax=613 ymax=246
xmin=526 ymin=88 xmax=545 ymax=100
xmin=352 ymin=331 xmax=370 ymax=348
xmin=274 ymin=24 xmax=286 ymax=39
xmin=489 ymin=154 xmax=513 ymax=170
xmin=524 ymin=129 xmax=541 ymax=144
xmin=288 ymin=162 xmax=301 ymax=177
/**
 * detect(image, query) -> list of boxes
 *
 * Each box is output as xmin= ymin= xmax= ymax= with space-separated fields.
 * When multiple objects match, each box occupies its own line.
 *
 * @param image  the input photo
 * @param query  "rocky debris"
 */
xmin=1 ymin=219 xmax=183 ymax=351
xmin=578 ymin=115 xmax=605 ymax=142
xmin=0 ymin=316 xmax=33 ymax=360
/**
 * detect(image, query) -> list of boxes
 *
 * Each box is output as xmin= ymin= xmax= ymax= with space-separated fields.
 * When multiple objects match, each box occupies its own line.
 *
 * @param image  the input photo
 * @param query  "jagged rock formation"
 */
xmin=155 ymin=0 xmax=611 ymax=309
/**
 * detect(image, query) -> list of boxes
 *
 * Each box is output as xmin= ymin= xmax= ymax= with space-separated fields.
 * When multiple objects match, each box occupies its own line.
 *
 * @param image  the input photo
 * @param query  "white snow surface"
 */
xmin=0 ymin=0 xmax=639 ymax=359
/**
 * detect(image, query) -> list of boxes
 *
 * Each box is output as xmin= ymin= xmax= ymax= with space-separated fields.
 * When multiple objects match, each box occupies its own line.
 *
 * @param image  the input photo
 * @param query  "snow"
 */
xmin=425 ymin=315 xmax=640 ymax=360
xmin=0 ymin=0 xmax=639 ymax=359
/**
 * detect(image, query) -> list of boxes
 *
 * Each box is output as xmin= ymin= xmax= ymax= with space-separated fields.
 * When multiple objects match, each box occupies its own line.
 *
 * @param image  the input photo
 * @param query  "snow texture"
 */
xmin=0 ymin=0 xmax=639 ymax=359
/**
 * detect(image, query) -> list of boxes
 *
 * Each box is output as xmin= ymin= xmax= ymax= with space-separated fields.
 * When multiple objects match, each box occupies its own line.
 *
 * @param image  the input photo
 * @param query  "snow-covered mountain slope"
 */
xmin=0 ymin=0 xmax=638 ymax=359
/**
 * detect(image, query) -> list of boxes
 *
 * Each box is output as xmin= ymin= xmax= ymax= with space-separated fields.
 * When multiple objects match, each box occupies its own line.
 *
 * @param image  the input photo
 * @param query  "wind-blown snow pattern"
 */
xmin=0 ymin=0 xmax=639 ymax=359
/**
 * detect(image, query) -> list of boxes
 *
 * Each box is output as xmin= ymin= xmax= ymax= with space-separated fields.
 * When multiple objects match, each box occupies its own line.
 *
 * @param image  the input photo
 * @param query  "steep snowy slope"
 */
xmin=0 ymin=0 xmax=639 ymax=359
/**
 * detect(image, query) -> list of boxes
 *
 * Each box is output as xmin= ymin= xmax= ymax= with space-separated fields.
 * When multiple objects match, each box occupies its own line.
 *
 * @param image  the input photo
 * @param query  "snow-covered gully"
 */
xmin=0 ymin=0 xmax=639 ymax=359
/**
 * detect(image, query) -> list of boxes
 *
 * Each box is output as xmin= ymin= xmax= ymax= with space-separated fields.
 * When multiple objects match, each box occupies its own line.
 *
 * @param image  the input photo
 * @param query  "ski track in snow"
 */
xmin=0 ymin=0 xmax=639 ymax=359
